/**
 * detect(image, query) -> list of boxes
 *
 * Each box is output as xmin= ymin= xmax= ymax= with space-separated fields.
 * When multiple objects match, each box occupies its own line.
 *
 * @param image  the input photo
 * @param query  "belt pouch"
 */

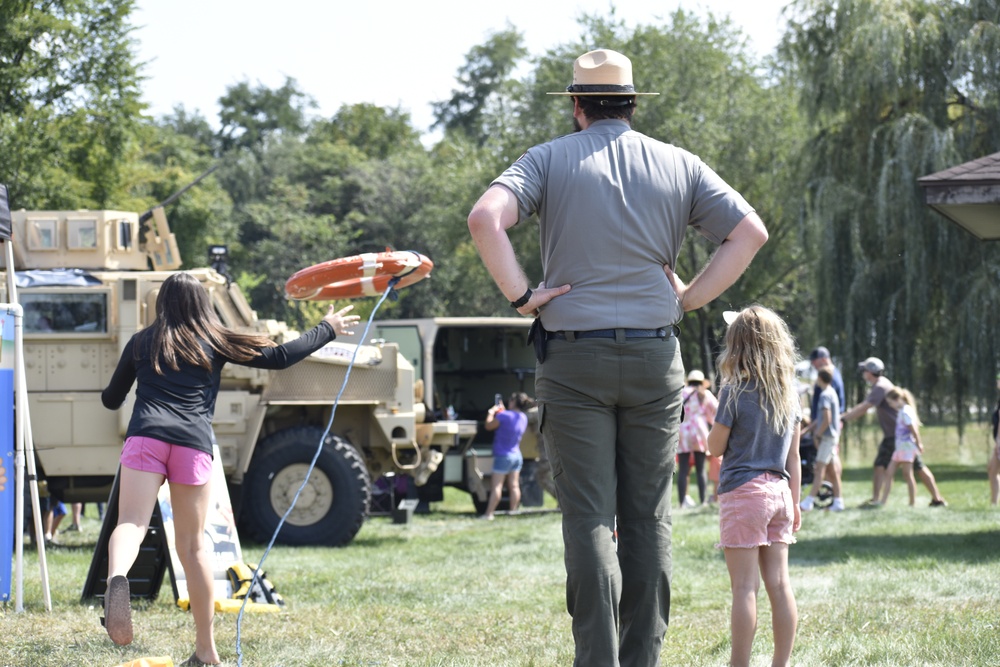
xmin=527 ymin=318 xmax=547 ymax=363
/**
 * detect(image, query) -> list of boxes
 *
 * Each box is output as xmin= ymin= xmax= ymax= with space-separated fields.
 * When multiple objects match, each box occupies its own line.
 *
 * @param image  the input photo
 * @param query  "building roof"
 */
xmin=918 ymin=152 xmax=1000 ymax=241
xmin=918 ymin=151 xmax=1000 ymax=186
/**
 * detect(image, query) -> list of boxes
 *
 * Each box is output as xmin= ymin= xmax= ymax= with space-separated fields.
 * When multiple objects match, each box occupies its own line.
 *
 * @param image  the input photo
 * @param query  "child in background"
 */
xmin=708 ymin=306 xmax=801 ymax=667
xmin=800 ymin=368 xmax=845 ymax=511
xmin=677 ymin=370 xmax=718 ymax=507
xmin=878 ymin=387 xmax=923 ymax=507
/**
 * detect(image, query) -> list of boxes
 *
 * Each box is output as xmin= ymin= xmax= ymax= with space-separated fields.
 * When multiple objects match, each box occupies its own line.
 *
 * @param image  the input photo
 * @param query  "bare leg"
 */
xmin=724 ymin=547 xmax=760 ymax=667
xmin=484 ymin=472 xmax=507 ymax=519
xmin=901 ymin=462 xmax=916 ymax=506
xmin=107 ymin=467 xmax=164 ymax=646
xmin=759 ymin=543 xmax=797 ymax=667
xmin=872 ymin=465 xmax=886 ymax=503
xmin=917 ymin=465 xmax=944 ymax=503
xmin=879 ymin=461 xmax=898 ymax=505
xmin=507 ymin=469 xmax=521 ymax=513
xmin=169 ymin=480 xmax=220 ymax=665
xmin=109 ymin=468 xmax=164 ymax=578
xmin=808 ymin=461 xmax=828 ymax=500
xmin=826 ymin=453 xmax=843 ymax=497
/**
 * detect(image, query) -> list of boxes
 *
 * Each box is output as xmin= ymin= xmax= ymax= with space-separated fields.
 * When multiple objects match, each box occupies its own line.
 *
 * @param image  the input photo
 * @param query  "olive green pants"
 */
xmin=536 ymin=334 xmax=684 ymax=667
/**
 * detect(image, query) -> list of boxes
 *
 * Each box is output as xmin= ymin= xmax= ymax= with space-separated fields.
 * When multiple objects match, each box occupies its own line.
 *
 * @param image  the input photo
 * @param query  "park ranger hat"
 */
xmin=549 ymin=49 xmax=659 ymax=97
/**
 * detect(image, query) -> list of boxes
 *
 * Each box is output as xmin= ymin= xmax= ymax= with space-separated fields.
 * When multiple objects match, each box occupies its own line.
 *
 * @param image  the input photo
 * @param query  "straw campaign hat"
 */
xmin=548 ymin=49 xmax=658 ymax=97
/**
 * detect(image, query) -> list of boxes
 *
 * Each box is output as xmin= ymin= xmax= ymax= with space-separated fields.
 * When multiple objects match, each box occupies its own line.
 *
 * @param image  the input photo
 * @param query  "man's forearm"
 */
xmin=681 ymin=213 xmax=767 ymax=311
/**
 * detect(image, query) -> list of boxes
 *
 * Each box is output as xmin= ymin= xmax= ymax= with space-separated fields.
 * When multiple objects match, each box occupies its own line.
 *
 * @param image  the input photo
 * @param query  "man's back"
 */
xmin=494 ymin=119 xmax=751 ymax=331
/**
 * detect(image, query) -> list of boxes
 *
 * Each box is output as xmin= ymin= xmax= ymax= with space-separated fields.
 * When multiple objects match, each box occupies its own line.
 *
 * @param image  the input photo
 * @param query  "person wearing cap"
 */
xmin=840 ymin=357 xmax=947 ymax=507
xmin=468 ymin=48 xmax=768 ymax=666
xmin=803 ymin=346 xmax=845 ymax=509
xmin=678 ymin=370 xmax=718 ymax=508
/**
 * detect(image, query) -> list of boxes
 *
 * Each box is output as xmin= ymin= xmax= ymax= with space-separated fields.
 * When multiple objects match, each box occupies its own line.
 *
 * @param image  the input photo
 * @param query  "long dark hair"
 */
xmin=509 ymin=392 xmax=534 ymax=411
xmin=138 ymin=272 xmax=275 ymax=374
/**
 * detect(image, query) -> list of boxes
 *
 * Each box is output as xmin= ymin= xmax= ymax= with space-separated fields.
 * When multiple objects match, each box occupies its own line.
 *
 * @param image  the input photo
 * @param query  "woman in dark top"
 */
xmin=100 ymin=272 xmax=359 ymax=666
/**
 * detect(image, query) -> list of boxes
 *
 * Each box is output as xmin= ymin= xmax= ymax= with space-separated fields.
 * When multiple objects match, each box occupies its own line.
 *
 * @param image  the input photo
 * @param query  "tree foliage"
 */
xmin=3 ymin=1 xmax=996 ymax=421
xmin=0 ymin=0 xmax=144 ymax=207
xmin=782 ymin=0 xmax=1000 ymax=421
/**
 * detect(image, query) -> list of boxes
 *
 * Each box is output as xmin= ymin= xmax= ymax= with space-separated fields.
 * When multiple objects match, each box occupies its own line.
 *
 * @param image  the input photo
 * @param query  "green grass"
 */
xmin=3 ymin=422 xmax=998 ymax=666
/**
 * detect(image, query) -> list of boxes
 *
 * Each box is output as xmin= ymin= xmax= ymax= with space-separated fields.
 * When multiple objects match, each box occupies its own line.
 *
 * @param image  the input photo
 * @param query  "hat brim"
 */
xmin=548 ymin=91 xmax=659 ymax=96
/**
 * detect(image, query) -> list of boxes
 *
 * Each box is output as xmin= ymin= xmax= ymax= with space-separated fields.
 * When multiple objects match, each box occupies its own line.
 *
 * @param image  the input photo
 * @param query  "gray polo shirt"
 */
xmin=493 ymin=119 xmax=753 ymax=331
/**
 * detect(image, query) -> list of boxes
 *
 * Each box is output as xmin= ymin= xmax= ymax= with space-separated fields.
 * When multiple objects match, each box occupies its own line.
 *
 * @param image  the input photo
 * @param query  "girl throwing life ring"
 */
xmin=285 ymin=250 xmax=433 ymax=301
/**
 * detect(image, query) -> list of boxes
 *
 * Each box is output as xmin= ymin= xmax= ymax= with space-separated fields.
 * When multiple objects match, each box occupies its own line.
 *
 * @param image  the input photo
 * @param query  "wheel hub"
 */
xmin=269 ymin=463 xmax=334 ymax=526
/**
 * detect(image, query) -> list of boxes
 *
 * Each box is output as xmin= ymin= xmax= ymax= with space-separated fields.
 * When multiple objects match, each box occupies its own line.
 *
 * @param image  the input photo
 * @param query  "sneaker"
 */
xmin=681 ymin=496 xmax=696 ymax=509
xmin=64 ymin=523 xmax=81 ymax=532
xmin=929 ymin=499 xmax=948 ymax=507
xmin=829 ymin=498 xmax=845 ymax=512
xmin=799 ymin=496 xmax=814 ymax=511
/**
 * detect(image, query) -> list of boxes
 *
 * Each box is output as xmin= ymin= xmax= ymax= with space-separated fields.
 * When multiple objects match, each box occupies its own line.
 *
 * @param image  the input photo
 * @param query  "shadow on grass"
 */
xmin=839 ymin=464 xmax=985 ymax=483
xmin=793 ymin=528 xmax=1000 ymax=565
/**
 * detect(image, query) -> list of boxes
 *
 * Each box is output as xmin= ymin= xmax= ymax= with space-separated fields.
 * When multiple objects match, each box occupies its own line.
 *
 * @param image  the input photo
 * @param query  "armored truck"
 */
xmin=2 ymin=207 xmax=475 ymax=546
xmin=372 ymin=317 xmax=549 ymax=512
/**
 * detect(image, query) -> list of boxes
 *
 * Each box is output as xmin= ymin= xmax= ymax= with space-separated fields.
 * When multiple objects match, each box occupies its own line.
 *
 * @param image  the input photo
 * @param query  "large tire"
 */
xmin=241 ymin=426 xmax=371 ymax=547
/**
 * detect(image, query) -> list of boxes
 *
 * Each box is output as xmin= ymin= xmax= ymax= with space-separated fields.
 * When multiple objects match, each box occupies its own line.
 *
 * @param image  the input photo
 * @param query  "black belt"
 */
xmin=546 ymin=327 xmax=674 ymax=341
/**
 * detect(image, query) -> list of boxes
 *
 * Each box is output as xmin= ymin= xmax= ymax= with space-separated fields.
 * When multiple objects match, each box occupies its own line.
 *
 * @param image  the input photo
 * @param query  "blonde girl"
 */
xmin=708 ymin=306 xmax=802 ymax=667
xmin=879 ymin=387 xmax=924 ymax=507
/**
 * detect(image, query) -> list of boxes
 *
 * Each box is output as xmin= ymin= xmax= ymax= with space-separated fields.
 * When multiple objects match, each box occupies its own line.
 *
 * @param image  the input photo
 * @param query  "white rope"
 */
xmin=235 ymin=280 xmax=397 ymax=666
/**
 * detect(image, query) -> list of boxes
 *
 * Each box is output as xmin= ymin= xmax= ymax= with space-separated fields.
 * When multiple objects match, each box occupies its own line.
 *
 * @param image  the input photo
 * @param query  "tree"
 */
xmin=432 ymin=26 xmax=528 ymax=147
xmin=782 ymin=0 xmax=1000 ymax=421
xmin=0 ymin=0 xmax=145 ymax=208
xmin=217 ymin=77 xmax=312 ymax=155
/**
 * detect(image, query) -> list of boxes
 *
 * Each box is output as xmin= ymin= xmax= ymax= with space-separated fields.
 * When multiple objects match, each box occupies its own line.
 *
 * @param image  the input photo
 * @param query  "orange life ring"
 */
xmin=284 ymin=250 xmax=433 ymax=300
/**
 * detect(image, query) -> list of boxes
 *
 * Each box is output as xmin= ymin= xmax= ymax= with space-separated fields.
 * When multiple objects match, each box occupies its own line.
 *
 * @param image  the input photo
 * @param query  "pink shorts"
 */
xmin=121 ymin=436 xmax=213 ymax=486
xmin=717 ymin=472 xmax=795 ymax=549
xmin=892 ymin=448 xmax=916 ymax=463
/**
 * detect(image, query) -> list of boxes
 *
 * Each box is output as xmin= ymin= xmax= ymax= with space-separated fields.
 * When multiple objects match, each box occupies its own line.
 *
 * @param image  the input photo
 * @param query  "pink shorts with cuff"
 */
xmin=121 ymin=435 xmax=213 ymax=486
xmin=717 ymin=472 xmax=796 ymax=549
xmin=891 ymin=448 xmax=917 ymax=463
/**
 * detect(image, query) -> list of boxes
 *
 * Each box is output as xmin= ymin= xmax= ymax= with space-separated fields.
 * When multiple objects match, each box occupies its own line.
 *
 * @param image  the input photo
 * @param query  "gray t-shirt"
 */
xmin=864 ymin=375 xmax=897 ymax=438
xmin=493 ymin=119 xmax=753 ymax=331
xmin=715 ymin=382 xmax=801 ymax=495
xmin=817 ymin=385 xmax=841 ymax=439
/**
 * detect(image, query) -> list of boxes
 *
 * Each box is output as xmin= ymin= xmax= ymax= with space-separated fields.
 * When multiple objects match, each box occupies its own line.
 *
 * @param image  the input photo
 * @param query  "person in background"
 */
xmin=678 ymin=370 xmax=718 ymax=507
xmin=468 ymin=48 xmax=767 ymax=665
xmin=708 ymin=306 xmax=801 ymax=667
xmin=800 ymin=369 xmax=844 ymax=512
xmin=807 ymin=347 xmax=844 ymax=495
xmin=65 ymin=502 xmax=83 ymax=532
xmin=878 ymin=387 xmax=924 ymax=507
xmin=100 ymin=272 xmax=359 ymax=666
xmin=481 ymin=392 xmax=532 ymax=520
xmin=840 ymin=357 xmax=946 ymax=507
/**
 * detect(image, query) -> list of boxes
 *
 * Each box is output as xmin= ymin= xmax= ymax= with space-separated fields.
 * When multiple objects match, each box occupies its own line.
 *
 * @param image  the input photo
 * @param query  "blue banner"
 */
xmin=0 ymin=310 xmax=15 ymax=602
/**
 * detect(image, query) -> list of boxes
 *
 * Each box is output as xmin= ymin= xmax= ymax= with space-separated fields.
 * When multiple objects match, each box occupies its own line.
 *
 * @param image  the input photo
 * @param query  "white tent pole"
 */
xmin=5 ymin=240 xmax=51 ymax=612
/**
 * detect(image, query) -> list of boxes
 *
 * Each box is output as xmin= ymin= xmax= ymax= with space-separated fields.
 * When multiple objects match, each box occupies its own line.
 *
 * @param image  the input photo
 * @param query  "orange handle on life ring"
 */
xmin=284 ymin=250 xmax=433 ymax=300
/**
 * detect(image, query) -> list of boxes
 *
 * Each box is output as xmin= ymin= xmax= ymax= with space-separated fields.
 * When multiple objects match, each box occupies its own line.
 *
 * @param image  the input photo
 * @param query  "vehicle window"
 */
xmin=21 ymin=292 xmax=109 ymax=334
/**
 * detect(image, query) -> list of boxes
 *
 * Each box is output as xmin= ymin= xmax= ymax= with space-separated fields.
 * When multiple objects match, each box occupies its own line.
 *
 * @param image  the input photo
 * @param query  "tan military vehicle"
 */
xmin=2 ymin=207 xmax=476 ymax=546
xmin=372 ymin=317 xmax=548 ymax=512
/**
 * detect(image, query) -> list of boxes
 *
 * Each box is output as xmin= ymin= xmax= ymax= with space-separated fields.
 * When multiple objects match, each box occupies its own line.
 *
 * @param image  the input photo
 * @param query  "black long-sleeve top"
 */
xmin=101 ymin=321 xmax=336 ymax=456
